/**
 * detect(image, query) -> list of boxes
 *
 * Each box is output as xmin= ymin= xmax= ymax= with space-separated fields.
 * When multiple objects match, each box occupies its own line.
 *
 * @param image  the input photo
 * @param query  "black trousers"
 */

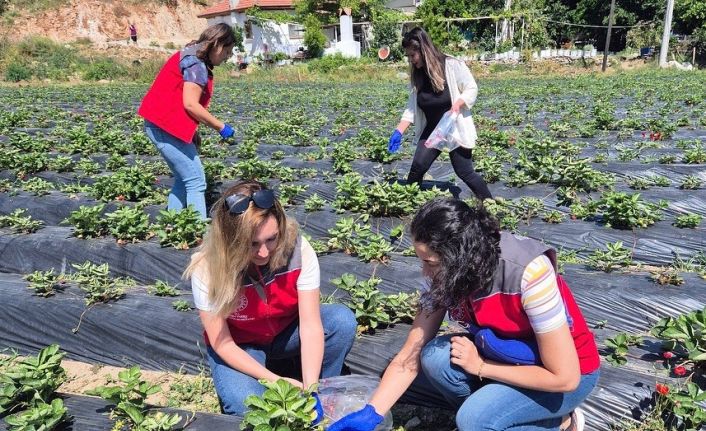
xmin=407 ymin=139 xmax=493 ymax=201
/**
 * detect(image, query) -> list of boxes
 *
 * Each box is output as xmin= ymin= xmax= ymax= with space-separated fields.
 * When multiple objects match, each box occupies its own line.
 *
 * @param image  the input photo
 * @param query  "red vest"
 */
xmin=450 ymin=234 xmax=600 ymax=375
xmin=137 ymin=52 xmax=214 ymax=143
xmin=205 ymin=241 xmax=304 ymax=346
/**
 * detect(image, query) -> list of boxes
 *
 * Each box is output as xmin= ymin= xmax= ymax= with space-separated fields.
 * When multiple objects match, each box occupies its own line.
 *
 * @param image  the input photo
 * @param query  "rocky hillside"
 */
xmin=2 ymin=0 xmax=215 ymax=46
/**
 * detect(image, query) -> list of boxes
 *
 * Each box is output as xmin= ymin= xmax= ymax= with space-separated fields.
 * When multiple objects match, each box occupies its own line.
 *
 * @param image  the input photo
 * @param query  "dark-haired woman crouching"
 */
xmin=329 ymin=198 xmax=600 ymax=431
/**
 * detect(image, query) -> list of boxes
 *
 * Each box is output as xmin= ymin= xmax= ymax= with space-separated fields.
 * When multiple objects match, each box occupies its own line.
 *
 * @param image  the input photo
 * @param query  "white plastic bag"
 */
xmin=424 ymin=111 xmax=459 ymax=151
xmin=317 ymin=375 xmax=393 ymax=430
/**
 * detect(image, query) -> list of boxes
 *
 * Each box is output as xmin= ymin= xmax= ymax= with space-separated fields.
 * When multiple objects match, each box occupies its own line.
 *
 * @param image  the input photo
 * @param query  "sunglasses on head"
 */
xmin=224 ymin=189 xmax=275 ymax=215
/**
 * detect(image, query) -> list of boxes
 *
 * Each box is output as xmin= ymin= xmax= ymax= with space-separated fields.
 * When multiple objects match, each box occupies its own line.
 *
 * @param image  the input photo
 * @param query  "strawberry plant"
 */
xmin=105 ymin=153 xmax=127 ymax=171
xmin=92 ymin=166 xmax=156 ymax=202
xmin=331 ymin=140 xmax=358 ymax=174
xmin=604 ymin=332 xmax=642 ymax=366
xmin=683 ymin=143 xmax=706 ymax=164
xmin=674 ymin=213 xmax=702 ymax=229
xmin=542 ymin=210 xmax=565 ymax=224
xmin=353 ymin=129 xmax=400 ymax=164
xmin=279 ymin=184 xmax=309 ymax=206
xmin=327 ymin=218 xmax=392 ymax=263
xmin=332 ymin=274 xmax=416 ymax=333
xmin=240 ymin=379 xmax=321 ymax=431
xmin=4 ymin=398 xmax=68 ymax=431
xmin=627 ymin=176 xmax=652 ymax=190
xmin=304 ymin=193 xmax=326 ymax=212
xmin=172 ymin=300 xmax=191 ymax=312
xmin=148 ymin=280 xmax=179 ymax=297
xmin=0 ymin=344 xmax=65 ymax=415
xmin=13 ymin=152 xmax=49 ymax=177
xmin=47 ymin=155 xmax=75 ymax=173
xmin=153 ymin=207 xmax=207 ymax=250
xmin=0 ymin=209 xmax=43 ymax=234
xmin=69 ymin=262 xmax=131 ymax=306
xmin=23 ymin=270 xmax=66 ymax=297
xmin=87 ymin=366 xmax=182 ymax=430
xmin=20 ymin=177 xmax=53 ymax=196
xmin=586 ymin=241 xmax=632 ymax=272
xmin=650 ymin=382 xmax=706 ymax=430
xmin=649 ymin=267 xmax=684 ymax=286
xmin=64 ymin=204 xmax=108 ymax=238
xmin=651 ymin=306 xmax=706 ymax=367
xmin=597 ymin=192 xmax=665 ymax=229
xmin=650 ymin=175 xmax=671 ymax=187
xmin=592 ymin=99 xmax=616 ymax=129
xmin=106 ymin=206 xmax=152 ymax=243
xmin=679 ymin=175 xmax=703 ymax=190
xmin=76 ymin=157 xmax=101 ymax=176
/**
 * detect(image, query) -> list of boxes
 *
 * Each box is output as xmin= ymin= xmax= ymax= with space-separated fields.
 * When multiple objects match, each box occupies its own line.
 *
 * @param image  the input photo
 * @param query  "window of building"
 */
xmin=288 ymin=24 xmax=304 ymax=39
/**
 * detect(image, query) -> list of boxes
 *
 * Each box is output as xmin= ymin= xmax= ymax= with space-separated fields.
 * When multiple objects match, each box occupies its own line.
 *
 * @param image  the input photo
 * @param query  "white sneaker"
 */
xmin=566 ymin=408 xmax=585 ymax=431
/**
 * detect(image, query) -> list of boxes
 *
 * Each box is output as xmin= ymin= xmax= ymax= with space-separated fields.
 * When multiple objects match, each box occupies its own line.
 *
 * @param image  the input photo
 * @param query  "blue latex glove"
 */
xmin=327 ymin=404 xmax=383 ymax=431
xmin=219 ymin=123 xmax=235 ymax=139
xmin=388 ymin=130 xmax=402 ymax=153
xmin=311 ymin=392 xmax=324 ymax=425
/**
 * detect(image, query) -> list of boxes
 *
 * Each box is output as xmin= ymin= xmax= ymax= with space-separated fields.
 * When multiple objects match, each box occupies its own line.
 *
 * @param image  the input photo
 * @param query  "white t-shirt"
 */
xmin=191 ymin=236 xmax=320 ymax=312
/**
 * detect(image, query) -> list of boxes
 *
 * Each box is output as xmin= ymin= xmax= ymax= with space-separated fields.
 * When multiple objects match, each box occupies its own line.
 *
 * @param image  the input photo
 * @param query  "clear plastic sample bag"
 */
xmin=318 ymin=375 xmax=393 ymax=430
xmin=424 ymin=111 xmax=460 ymax=151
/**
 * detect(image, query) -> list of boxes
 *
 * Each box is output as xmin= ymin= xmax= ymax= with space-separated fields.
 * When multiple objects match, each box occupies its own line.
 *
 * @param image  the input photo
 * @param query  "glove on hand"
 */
xmin=219 ymin=123 xmax=235 ymax=139
xmin=326 ymin=404 xmax=383 ymax=431
xmin=311 ymin=392 xmax=324 ymax=425
xmin=388 ymin=130 xmax=402 ymax=153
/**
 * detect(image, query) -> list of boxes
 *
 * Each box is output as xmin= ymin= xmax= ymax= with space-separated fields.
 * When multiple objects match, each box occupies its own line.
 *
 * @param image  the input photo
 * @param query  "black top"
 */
xmin=417 ymin=63 xmax=452 ymax=140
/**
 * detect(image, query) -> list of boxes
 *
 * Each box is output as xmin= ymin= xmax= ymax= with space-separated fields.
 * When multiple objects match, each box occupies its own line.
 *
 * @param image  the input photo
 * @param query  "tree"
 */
xmin=370 ymin=9 xmax=404 ymax=60
xmin=303 ymin=14 xmax=326 ymax=58
xmin=673 ymin=0 xmax=706 ymax=55
xmin=232 ymin=25 xmax=245 ymax=52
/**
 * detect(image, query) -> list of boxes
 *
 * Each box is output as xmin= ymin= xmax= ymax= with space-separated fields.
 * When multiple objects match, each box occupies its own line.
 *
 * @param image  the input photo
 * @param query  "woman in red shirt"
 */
xmin=138 ymin=23 xmax=236 ymax=219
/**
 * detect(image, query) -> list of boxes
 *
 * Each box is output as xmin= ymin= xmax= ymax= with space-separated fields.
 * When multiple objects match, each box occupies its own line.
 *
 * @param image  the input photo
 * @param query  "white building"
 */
xmin=197 ymin=0 xmax=304 ymax=57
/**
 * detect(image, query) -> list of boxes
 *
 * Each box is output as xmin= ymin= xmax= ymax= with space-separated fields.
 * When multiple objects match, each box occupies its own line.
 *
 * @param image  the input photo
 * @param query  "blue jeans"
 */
xmin=420 ymin=335 xmax=600 ymax=431
xmin=143 ymin=121 xmax=207 ymax=219
xmin=207 ymin=303 xmax=357 ymax=416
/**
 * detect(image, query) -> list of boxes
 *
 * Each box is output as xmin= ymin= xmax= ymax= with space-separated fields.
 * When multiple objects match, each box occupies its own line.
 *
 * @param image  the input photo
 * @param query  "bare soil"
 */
xmin=1 ymin=0 xmax=214 ymax=46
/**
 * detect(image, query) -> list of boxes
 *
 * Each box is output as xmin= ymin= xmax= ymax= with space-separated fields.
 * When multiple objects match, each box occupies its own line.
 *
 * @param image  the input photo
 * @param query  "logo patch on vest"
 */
xmin=236 ymin=295 xmax=248 ymax=313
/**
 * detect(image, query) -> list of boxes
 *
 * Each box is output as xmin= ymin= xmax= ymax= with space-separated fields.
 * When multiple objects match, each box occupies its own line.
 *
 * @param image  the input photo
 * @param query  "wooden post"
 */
xmin=693 ymin=47 xmax=697 ymax=66
xmin=602 ymin=0 xmax=616 ymax=72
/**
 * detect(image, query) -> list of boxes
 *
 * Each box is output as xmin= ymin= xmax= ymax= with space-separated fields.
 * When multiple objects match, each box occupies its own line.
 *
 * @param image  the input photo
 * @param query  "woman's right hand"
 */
xmin=219 ymin=123 xmax=235 ymax=139
xmin=388 ymin=130 xmax=402 ymax=153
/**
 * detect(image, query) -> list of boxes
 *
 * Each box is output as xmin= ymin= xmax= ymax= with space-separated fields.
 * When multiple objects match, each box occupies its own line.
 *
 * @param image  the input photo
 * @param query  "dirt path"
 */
xmin=59 ymin=359 xmax=220 ymax=413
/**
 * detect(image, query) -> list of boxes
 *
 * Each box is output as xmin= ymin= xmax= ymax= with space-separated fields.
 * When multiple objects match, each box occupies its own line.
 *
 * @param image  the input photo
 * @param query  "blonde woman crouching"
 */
xmin=184 ymin=180 xmax=356 ymax=420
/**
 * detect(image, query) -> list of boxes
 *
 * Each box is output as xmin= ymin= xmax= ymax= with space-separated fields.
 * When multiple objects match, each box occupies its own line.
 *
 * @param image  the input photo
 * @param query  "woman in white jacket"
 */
xmin=388 ymin=27 xmax=492 ymax=201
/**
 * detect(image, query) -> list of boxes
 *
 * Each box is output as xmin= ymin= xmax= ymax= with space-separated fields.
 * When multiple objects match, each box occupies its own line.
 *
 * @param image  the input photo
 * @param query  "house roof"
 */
xmin=197 ymin=0 xmax=294 ymax=18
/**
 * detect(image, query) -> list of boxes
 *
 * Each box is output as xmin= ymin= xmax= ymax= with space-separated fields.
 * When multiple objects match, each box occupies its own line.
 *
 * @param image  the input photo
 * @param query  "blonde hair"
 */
xmin=183 ymin=181 xmax=298 ymax=318
xmin=402 ymin=27 xmax=447 ymax=93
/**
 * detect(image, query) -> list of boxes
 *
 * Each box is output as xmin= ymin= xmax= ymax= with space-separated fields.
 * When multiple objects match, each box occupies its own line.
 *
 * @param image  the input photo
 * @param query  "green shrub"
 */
xmin=308 ymin=53 xmax=358 ymax=74
xmin=4 ymin=60 xmax=31 ymax=82
xmin=303 ymin=14 xmax=326 ymax=58
xmin=82 ymin=58 xmax=127 ymax=81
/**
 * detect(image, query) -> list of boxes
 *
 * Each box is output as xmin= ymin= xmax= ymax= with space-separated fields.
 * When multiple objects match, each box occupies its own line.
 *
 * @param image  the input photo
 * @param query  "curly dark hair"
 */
xmin=410 ymin=198 xmax=501 ymax=311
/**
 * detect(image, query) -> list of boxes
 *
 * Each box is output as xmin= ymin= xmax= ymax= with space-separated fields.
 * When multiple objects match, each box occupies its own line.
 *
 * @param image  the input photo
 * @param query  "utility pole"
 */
xmin=602 ymin=0 xmax=616 ymax=72
xmin=659 ymin=0 xmax=675 ymax=67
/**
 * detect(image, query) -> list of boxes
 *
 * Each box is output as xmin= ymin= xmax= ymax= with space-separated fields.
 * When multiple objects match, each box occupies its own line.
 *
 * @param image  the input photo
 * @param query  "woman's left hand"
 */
xmin=450 ymin=99 xmax=465 ymax=114
xmin=450 ymin=335 xmax=483 ymax=374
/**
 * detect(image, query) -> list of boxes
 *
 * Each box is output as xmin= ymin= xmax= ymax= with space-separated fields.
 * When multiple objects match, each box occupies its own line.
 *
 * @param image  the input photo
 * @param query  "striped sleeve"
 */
xmin=520 ymin=254 xmax=567 ymax=334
